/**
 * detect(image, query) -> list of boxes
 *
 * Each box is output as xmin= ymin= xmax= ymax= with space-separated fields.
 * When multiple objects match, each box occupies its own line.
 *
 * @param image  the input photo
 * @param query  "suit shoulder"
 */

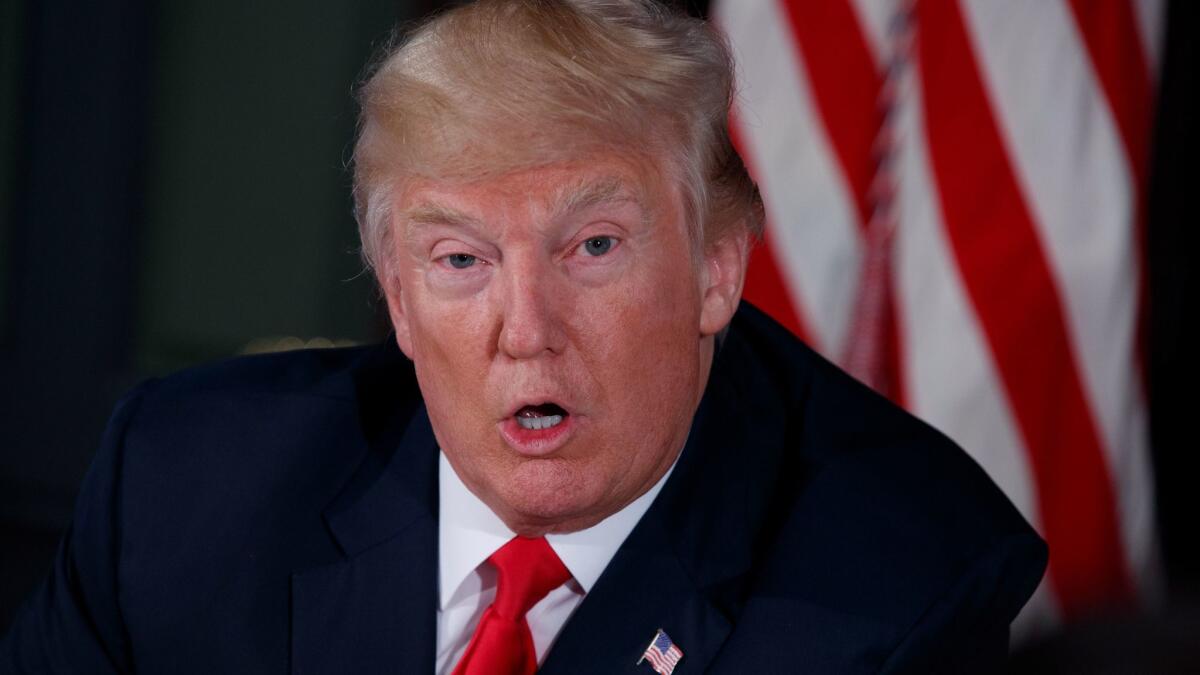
xmin=121 ymin=340 xmax=422 ymax=432
xmin=102 ymin=341 xmax=420 ymax=525
xmin=730 ymin=302 xmax=1036 ymax=542
xmin=115 ymin=340 xmax=420 ymax=458
xmin=725 ymin=304 xmax=1046 ymax=622
xmin=145 ymin=343 xmax=378 ymax=401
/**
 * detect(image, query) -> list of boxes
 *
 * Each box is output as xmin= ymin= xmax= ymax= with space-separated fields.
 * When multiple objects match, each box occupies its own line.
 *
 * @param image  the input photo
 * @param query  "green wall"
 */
xmin=138 ymin=0 xmax=407 ymax=373
xmin=0 ymin=0 xmax=24 ymax=342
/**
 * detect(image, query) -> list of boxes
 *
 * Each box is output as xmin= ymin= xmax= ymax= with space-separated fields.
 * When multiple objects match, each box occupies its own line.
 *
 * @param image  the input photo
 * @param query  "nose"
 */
xmin=496 ymin=256 xmax=566 ymax=359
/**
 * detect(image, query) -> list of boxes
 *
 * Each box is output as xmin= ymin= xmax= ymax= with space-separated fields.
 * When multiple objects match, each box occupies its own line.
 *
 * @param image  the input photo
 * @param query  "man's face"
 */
xmin=383 ymin=152 xmax=745 ymax=534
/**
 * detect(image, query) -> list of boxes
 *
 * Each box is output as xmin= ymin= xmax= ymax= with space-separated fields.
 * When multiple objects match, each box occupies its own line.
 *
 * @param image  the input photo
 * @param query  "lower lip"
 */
xmin=498 ymin=415 xmax=575 ymax=456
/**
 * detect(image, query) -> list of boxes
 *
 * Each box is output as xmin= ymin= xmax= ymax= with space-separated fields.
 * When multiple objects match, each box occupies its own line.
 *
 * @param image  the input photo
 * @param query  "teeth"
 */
xmin=516 ymin=414 xmax=564 ymax=431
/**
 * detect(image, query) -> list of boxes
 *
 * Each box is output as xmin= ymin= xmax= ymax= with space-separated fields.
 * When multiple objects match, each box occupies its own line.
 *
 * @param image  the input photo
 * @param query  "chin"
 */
xmin=497 ymin=458 xmax=608 ymax=534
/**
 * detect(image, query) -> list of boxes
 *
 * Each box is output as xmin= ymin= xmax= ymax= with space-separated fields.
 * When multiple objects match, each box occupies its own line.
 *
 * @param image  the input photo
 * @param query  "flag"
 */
xmin=715 ymin=0 xmax=1163 ymax=639
xmin=639 ymin=629 xmax=684 ymax=674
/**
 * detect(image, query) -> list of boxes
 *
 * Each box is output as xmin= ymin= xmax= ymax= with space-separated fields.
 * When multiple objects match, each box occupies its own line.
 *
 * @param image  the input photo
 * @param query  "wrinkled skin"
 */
xmin=383 ymin=153 xmax=748 ymax=535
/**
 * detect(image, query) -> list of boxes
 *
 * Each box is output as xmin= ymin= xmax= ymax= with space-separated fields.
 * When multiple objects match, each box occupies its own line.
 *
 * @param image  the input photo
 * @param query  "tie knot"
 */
xmin=487 ymin=536 xmax=571 ymax=621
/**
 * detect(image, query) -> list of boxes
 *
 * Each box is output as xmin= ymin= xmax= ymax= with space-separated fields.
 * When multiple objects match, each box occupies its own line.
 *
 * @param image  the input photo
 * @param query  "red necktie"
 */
xmin=452 ymin=536 xmax=572 ymax=675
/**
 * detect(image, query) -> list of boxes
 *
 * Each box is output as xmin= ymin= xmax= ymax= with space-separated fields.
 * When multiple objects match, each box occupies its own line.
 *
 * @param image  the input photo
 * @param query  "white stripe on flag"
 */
xmin=846 ymin=0 xmax=894 ymax=68
xmin=1133 ymin=0 xmax=1166 ymax=77
xmin=717 ymin=0 xmax=863 ymax=354
xmin=893 ymin=59 xmax=1048 ymax=632
xmin=893 ymin=60 xmax=1039 ymax=537
xmin=958 ymin=0 xmax=1158 ymax=601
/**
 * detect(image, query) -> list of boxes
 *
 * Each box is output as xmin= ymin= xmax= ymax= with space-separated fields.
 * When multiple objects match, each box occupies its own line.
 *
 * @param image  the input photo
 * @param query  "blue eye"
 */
xmin=446 ymin=253 xmax=477 ymax=269
xmin=581 ymin=236 xmax=615 ymax=257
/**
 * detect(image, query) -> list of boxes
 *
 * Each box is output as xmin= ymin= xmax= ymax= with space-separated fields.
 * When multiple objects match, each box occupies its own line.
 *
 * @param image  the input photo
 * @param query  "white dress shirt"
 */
xmin=436 ymin=452 xmax=676 ymax=674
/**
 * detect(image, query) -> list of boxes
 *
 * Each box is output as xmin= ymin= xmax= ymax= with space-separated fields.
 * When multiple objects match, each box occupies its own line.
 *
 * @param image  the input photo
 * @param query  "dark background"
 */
xmin=1 ymin=0 xmax=1195 ymax=657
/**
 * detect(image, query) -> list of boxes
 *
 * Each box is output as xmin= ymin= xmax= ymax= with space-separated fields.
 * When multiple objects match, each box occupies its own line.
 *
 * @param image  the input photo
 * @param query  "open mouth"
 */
xmin=514 ymin=403 xmax=568 ymax=431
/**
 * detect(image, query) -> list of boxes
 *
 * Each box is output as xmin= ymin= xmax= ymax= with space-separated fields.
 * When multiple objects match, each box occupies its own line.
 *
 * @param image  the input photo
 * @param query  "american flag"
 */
xmin=715 ymin=0 xmax=1163 ymax=640
xmin=639 ymin=629 xmax=684 ymax=674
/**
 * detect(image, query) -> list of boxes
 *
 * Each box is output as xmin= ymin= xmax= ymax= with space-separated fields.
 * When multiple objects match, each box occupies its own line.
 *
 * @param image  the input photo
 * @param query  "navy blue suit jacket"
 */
xmin=1 ymin=303 xmax=1046 ymax=673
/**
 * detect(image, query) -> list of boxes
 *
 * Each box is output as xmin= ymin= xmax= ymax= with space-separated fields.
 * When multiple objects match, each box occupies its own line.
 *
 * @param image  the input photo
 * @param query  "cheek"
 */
xmin=578 ymin=268 xmax=703 ymax=410
xmin=406 ymin=297 xmax=494 ymax=410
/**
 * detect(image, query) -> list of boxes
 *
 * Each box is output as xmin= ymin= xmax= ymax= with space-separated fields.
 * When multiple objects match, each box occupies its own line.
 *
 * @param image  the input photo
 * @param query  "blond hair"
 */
xmin=352 ymin=0 xmax=764 ymax=276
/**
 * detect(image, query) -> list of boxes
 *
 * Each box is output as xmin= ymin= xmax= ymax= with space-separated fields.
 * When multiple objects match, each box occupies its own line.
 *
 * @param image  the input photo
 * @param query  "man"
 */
xmin=1 ymin=1 xmax=1046 ymax=673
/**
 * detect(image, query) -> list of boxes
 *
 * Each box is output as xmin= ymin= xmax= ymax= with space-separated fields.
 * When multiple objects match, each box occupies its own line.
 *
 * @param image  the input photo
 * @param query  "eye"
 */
xmin=445 ymin=253 xmax=477 ymax=269
xmin=579 ymin=236 xmax=616 ymax=257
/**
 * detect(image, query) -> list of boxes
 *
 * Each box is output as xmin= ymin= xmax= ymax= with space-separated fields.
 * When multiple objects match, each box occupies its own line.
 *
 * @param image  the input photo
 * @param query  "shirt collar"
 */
xmin=438 ymin=451 xmax=676 ymax=610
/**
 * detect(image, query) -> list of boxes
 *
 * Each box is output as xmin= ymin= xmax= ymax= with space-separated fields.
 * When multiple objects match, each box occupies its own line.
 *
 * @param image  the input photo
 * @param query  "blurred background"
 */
xmin=0 ymin=0 xmax=1195 ymax=667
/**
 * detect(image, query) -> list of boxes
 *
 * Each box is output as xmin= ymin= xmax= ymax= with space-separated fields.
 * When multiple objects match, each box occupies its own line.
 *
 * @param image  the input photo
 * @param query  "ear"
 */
xmin=698 ymin=228 xmax=750 ymax=336
xmin=381 ymin=265 xmax=415 ymax=359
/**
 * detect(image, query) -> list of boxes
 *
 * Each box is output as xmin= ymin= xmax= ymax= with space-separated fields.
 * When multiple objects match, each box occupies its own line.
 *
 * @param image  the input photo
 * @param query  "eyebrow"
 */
xmin=549 ymin=176 xmax=642 ymax=220
xmin=402 ymin=203 xmax=483 ymax=230
xmin=400 ymin=174 xmax=649 ymax=239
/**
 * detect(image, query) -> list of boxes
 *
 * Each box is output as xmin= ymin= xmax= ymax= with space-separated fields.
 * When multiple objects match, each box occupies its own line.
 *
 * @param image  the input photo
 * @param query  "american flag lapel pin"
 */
xmin=637 ymin=628 xmax=684 ymax=674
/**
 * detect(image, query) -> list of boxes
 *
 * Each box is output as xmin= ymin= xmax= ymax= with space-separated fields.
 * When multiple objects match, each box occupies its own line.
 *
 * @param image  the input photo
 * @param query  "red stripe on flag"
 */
xmin=744 ymin=232 xmax=812 ymax=345
xmin=917 ymin=0 xmax=1134 ymax=616
xmin=1065 ymin=0 xmax=1156 ymax=393
xmin=779 ymin=0 xmax=882 ymax=230
xmin=779 ymin=0 xmax=906 ymax=403
xmin=882 ymin=277 xmax=908 ymax=408
xmin=1066 ymin=0 xmax=1153 ymax=195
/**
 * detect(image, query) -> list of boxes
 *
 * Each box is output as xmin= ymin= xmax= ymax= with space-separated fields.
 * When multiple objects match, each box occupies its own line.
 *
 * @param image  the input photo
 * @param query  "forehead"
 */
xmin=395 ymin=154 xmax=679 ymax=232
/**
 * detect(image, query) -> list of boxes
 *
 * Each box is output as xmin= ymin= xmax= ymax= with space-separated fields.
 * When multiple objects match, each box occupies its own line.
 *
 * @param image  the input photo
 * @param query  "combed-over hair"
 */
xmin=352 ymin=0 xmax=764 ymax=276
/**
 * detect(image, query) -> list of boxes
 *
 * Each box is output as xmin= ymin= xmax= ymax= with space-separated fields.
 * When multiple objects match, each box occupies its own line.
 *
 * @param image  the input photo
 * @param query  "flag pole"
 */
xmin=636 ymin=628 xmax=664 ymax=665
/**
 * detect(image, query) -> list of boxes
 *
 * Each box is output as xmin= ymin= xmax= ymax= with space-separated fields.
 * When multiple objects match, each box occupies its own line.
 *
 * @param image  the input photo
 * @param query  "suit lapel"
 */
xmin=538 ymin=512 xmax=733 ymax=674
xmin=291 ymin=344 xmax=441 ymax=675
xmin=290 ymin=517 xmax=437 ymax=675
